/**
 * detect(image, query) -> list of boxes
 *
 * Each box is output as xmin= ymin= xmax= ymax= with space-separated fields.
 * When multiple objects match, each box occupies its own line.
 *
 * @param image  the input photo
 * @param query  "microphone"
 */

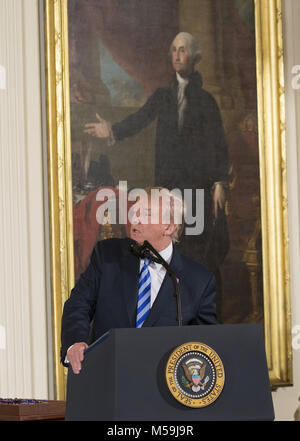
xmin=129 ymin=239 xmax=182 ymax=326
xmin=129 ymin=239 xmax=142 ymax=257
xmin=129 ymin=239 xmax=150 ymax=260
xmin=129 ymin=240 xmax=161 ymax=263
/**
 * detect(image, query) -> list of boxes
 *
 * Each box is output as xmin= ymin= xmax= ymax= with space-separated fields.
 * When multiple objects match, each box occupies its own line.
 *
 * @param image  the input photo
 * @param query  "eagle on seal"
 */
xmin=182 ymin=358 xmax=209 ymax=392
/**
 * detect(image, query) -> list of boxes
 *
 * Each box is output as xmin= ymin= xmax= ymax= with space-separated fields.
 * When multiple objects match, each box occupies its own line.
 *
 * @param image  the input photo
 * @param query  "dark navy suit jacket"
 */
xmin=60 ymin=238 xmax=217 ymax=364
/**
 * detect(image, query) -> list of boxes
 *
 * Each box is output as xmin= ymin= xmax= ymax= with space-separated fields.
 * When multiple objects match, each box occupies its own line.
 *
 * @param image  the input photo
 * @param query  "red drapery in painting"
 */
xmin=83 ymin=0 xmax=179 ymax=96
xmin=73 ymin=187 xmax=135 ymax=279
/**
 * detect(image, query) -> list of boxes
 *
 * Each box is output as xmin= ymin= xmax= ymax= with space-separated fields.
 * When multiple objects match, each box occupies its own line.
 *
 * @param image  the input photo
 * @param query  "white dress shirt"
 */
xmin=140 ymin=241 xmax=173 ymax=307
xmin=176 ymin=73 xmax=189 ymax=130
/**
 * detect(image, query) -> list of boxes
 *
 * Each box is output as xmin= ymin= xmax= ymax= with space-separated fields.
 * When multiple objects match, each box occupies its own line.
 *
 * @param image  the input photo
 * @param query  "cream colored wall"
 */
xmin=0 ymin=0 xmax=299 ymax=418
xmin=0 ymin=0 xmax=48 ymax=398
xmin=271 ymin=0 xmax=300 ymax=420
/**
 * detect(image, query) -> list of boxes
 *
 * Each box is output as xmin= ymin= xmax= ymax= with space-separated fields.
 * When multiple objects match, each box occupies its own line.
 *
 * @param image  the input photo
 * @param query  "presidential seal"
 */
xmin=165 ymin=342 xmax=225 ymax=408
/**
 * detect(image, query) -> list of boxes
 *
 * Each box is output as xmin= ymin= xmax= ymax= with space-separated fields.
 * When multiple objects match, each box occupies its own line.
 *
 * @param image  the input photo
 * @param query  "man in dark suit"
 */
xmin=61 ymin=188 xmax=217 ymax=374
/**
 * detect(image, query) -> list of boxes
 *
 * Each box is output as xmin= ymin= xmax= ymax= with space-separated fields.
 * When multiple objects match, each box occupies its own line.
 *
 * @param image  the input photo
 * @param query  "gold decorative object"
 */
xmin=98 ymin=209 xmax=114 ymax=241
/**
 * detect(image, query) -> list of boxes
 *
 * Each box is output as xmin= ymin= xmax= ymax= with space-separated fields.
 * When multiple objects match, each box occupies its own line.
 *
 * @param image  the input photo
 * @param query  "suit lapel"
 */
xmin=120 ymin=239 xmax=140 ymax=327
xmin=142 ymin=247 xmax=183 ymax=327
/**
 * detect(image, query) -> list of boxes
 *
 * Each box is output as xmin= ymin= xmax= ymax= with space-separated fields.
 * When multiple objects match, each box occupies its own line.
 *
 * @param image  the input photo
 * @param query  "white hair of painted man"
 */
xmin=169 ymin=32 xmax=202 ymax=65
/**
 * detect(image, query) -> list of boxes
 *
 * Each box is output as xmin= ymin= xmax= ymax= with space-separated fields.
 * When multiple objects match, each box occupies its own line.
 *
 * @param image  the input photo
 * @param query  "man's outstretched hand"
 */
xmin=84 ymin=113 xmax=111 ymax=138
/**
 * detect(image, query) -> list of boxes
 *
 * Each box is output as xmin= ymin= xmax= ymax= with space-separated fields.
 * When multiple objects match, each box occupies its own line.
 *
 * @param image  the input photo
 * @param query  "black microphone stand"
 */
xmin=130 ymin=239 xmax=182 ymax=327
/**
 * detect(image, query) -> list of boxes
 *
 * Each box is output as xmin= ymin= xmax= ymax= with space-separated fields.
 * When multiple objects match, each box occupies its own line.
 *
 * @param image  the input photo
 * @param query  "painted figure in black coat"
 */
xmin=85 ymin=32 xmax=229 ymax=275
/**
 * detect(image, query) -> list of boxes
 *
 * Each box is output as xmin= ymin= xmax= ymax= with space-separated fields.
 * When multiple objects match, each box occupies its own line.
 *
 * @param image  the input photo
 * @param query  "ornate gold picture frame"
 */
xmin=44 ymin=0 xmax=292 ymax=399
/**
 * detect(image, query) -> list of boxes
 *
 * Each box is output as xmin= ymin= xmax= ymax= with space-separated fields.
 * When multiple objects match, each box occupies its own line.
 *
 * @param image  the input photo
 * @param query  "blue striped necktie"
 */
xmin=136 ymin=258 xmax=151 ymax=328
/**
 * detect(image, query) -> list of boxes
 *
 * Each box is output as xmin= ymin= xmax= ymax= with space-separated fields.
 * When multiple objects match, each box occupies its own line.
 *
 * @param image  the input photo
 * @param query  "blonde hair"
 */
xmin=142 ymin=186 xmax=185 ymax=243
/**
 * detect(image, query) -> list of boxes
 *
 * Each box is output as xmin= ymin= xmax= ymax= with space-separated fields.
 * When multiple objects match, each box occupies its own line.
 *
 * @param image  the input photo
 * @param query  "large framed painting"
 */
xmin=44 ymin=0 xmax=292 ymax=399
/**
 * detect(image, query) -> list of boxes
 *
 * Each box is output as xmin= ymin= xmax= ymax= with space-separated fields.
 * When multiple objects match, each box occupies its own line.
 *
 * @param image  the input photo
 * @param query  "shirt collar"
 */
xmin=158 ymin=241 xmax=173 ymax=264
xmin=142 ymin=241 xmax=173 ymax=270
xmin=176 ymin=72 xmax=189 ymax=86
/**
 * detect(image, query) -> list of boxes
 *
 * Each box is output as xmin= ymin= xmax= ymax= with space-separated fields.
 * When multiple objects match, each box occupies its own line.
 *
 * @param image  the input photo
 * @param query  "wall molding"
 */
xmin=0 ymin=0 xmax=48 ymax=399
